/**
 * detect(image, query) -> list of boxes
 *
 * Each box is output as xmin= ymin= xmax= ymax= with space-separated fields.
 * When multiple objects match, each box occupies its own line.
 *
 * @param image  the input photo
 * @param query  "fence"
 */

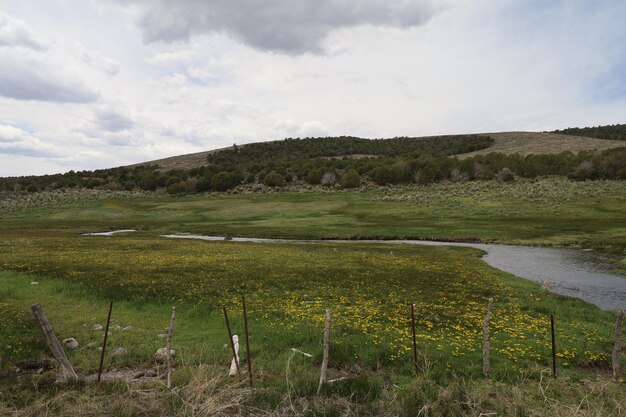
xmin=27 ymin=297 xmax=625 ymax=389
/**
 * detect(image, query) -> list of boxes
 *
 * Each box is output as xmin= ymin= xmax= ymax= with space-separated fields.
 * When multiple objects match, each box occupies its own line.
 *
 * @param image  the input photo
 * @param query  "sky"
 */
xmin=0 ymin=0 xmax=625 ymax=176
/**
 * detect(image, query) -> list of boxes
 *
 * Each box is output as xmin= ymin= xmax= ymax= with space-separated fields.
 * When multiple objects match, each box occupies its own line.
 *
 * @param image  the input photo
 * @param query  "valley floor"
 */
xmin=0 ymin=178 xmax=624 ymax=416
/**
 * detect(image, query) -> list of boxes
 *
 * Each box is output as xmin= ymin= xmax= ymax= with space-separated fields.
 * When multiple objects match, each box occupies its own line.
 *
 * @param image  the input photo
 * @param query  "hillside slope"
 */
xmin=457 ymin=131 xmax=625 ymax=158
xmin=136 ymin=131 xmax=624 ymax=170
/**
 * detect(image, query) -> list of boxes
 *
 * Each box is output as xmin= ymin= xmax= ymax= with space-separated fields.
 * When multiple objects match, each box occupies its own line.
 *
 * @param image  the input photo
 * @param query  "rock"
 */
xmin=154 ymin=348 xmax=175 ymax=362
xmin=92 ymin=324 xmax=103 ymax=331
xmin=110 ymin=347 xmax=126 ymax=357
xmin=63 ymin=338 xmax=79 ymax=349
xmin=86 ymin=342 xmax=97 ymax=348
xmin=122 ymin=326 xmax=132 ymax=332
xmin=112 ymin=325 xmax=121 ymax=331
xmin=145 ymin=369 xmax=158 ymax=377
xmin=30 ymin=281 xmax=39 ymax=285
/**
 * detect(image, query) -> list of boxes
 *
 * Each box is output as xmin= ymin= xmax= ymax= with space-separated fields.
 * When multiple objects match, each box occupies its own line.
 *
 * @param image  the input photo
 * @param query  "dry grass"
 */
xmin=125 ymin=147 xmax=229 ymax=171
xmin=3 ymin=366 xmax=624 ymax=417
xmin=458 ymin=131 xmax=625 ymax=158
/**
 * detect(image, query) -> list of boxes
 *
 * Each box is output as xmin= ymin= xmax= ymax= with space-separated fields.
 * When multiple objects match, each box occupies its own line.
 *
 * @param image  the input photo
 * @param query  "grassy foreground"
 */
xmin=0 ymin=234 xmax=624 ymax=415
xmin=0 ymin=178 xmax=625 ymax=415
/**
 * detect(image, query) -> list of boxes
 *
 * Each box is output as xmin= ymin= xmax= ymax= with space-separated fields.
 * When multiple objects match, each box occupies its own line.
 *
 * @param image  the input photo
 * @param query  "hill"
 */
xmin=1 ymin=125 xmax=624 ymax=194
xmin=138 ymin=131 xmax=625 ymax=171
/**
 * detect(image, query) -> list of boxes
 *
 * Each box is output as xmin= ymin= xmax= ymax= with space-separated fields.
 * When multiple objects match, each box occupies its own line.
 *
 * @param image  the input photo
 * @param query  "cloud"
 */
xmin=0 ymin=49 xmax=99 ymax=102
xmin=95 ymin=106 xmax=135 ymax=132
xmin=113 ymin=0 xmax=441 ymax=54
xmin=0 ymin=124 xmax=60 ymax=157
xmin=0 ymin=11 xmax=46 ymax=50
xmin=274 ymin=119 xmax=329 ymax=138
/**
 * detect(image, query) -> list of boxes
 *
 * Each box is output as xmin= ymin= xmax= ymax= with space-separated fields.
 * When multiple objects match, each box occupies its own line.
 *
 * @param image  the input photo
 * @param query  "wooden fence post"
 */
xmin=30 ymin=303 xmax=78 ymax=381
xmin=166 ymin=306 xmax=176 ymax=389
xmin=317 ymin=308 xmax=331 ymax=395
xmin=223 ymin=306 xmax=242 ymax=381
xmin=613 ymin=309 xmax=624 ymax=382
xmin=482 ymin=298 xmax=493 ymax=376
xmin=97 ymin=300 xmax=114 ymax=382
xmin=242 ymin=295 xmax=253 ymax=388
xmin=551 ymin=314 xmax=557 ymax=379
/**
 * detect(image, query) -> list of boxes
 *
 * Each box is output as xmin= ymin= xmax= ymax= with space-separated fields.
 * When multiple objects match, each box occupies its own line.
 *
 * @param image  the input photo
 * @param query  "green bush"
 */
xmin=211 ymin=172 xmax=238 ymax=191
xmin=263 ymin=172 xmax=285 ymax=187
xmin=305 ymin=168 xmax=323 ymax=185
xmin=166 ymin=181 xmax=188 ymax=195
xmin=340 ymin=169 xmax=361 ymax=188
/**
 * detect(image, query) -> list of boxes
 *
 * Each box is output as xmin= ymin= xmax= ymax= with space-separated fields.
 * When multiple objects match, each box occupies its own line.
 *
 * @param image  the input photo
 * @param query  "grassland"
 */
xmin=3 ymin=178 xmax=625 ymax=253
xmin=1 ymin=178 xmax=625 ymax=416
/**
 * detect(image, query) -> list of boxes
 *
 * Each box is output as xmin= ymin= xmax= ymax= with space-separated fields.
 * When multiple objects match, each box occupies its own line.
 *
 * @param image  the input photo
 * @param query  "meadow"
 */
xmin=1 ymin=178 xmax=625 ymax=416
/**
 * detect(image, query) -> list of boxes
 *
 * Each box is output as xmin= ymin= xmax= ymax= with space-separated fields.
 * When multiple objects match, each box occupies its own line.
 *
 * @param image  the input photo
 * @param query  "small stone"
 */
xmin=157 ymin=333 xmax=166 ymax=339
xmin=110 ymin=347 xmax=126 ymax=357
xmin=145 ymin=369 xmax=158 ymax=377
xmin=86 ymin=342 xmax=97 ymax=348
xmin=63 ymin=338 xmax=79 ymax=349
xmin=112 ymin=325 xmax=121 ymax=331
xmin=30 ymin=281 xmax=39 ymax=285
xmin=154 ymin=348 xmax=175 ymax=362
xmin=122 ymin=326 xmax=132 ymax=332
xmin=92 ymin=324 xmax=103 ymax=331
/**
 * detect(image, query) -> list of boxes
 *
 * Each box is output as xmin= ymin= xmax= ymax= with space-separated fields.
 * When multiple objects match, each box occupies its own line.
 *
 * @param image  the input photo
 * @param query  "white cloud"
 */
xmin=0 ymin=124 xmax=60 ymax=157
xmin=0 ymin=10 xmax=45 ymax=50
xmin=0 ymin=48 xmax=99 ymax=102
xmin=94 ymin=105 xmax=135 ymax=132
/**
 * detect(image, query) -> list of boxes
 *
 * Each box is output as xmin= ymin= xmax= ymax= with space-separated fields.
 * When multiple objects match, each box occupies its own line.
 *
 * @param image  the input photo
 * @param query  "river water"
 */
xmin=161 ymin=234 xmax=626 ymax=311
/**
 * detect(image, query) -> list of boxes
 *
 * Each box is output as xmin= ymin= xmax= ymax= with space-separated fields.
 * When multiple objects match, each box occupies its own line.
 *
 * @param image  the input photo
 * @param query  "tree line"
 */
xmin=551 ymin=124 xmax=626 ymax=141
xmin=1 ymin=146 xmax=624 ymax=195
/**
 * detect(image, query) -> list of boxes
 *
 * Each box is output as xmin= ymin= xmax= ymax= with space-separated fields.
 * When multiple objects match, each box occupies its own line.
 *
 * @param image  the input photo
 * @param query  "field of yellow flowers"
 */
xmin=0 ymin=227 xmax=618 ymax=379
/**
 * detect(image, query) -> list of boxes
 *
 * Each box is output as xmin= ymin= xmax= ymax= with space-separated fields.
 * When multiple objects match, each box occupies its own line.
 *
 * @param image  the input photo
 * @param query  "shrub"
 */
xmin=263 ymin=172 xmax=285 ymax=187
xmin=497 ymin=167 xmax=515 ymax=182
xmin=196 ymin=175 xmax=213 ymax=192
xmin=305 ymin=168 xmax=323 ymax=185
xmin=211 ymin=172 xmax=238 ymax=191
xmin=167 ymin=181 xmax=188 ymax=195
xmin=340 ymin=169 xmax=361 ymax=188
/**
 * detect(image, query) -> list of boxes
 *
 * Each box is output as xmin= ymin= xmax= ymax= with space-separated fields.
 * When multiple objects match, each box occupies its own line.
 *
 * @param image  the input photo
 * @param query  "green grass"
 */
xmin=1 ymin=178 xmax=625 ymax=415
xmin=2 ymin=178 xmax=624 ymax=254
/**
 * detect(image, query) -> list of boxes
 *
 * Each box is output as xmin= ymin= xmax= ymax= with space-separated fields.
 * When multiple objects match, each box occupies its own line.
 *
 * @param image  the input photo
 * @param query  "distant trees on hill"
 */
xmin=551 ymin=124 xmax=626 ymax=141
xmin=1 ymin=138 xmax=625 ymax=196
xmin=207 ymin=135 xmax=494 ymax=165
